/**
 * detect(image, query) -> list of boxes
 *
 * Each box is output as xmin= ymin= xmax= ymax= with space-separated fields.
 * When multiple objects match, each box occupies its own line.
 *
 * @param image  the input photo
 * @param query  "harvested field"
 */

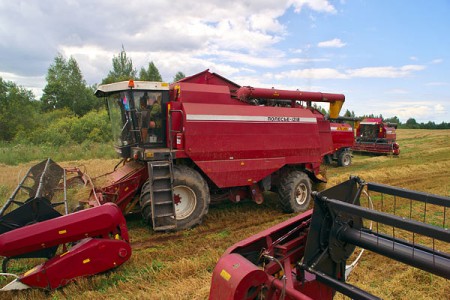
xmin=0 ymin=129 xmax=449 ymax=299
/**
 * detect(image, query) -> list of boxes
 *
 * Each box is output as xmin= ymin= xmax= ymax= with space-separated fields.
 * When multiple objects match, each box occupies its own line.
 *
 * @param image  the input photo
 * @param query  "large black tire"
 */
xmin=278 ymin=171 xmax=312 ymax=213
xmin=140 ymin=180 xmax=152 ymax=224
xmin=338 ymin=151 xmax=352 ymax=167
xmin=139 ymin=165 xmax=210 ymax=230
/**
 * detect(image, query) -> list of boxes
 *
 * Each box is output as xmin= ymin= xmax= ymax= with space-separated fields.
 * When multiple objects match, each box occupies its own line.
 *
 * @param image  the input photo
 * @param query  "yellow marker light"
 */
xmin=240 ymin=162 xmax=245 ymax=166
xmin=59 ymin=229 xmax=67 ymax=235
xmin=220 ymin=269 xmax=231 ymax=281
xmin=128 ymin=79 xmax=135 ymax=88
xmin=83 ymin=258 xmax=91 ymax=264
xmin=24 ymin=267 xmax=38 ymax=277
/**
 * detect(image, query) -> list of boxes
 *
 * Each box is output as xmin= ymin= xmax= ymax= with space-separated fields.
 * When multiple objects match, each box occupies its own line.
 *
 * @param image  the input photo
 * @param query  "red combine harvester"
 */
xmin=325 ymin=118 xmax=354 ymax=167
xmin=353 ymin=118 xmax=400 ymax=155
xmin=0 ymin=70 xmax=348 ymax=289
xmin=209 ymin=176 xmax=450 ymax=299
xmin=89 ymin=69 xmax=346 ymax=231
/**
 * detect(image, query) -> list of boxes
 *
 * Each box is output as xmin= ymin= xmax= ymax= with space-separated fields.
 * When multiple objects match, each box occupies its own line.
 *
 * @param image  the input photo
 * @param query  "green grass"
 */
xmin=0 ymin=142 xmax=117 ymax=165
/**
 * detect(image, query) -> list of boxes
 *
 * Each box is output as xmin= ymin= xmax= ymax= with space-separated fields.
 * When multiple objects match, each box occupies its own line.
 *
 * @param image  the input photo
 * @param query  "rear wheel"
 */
xmin=173 ymin=166 xmax=210 ymax=229
xmin=338 ymin=151 xmax=352 ymax=167
xmin=278 ymin=171 xmax=312 ymax=213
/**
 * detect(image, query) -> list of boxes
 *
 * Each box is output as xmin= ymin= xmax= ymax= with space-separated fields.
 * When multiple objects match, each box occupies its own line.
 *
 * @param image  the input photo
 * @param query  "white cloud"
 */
xmin=288 ymin=58 xmax=330 ymax=64
xmin=276 ymin=68 xmax=348 ymax=79
xmin=373 ymin=101 xmax=448 ymax=123
xmin=434 ymin=104 xmax=445 ymax=114
xmin=346 ymin=65 xmax=426 ymax=78
xmin=425 ymin=82 xmax=448 ymax=86
xmin=0 ymin=0 xmax=337 ymax=89
xmin=289 ymin=0 xmax=337 ymax=14
xmin=430 ymin=59 xmax=443 ymax=64
xmin=318 ymin=38 xmax=346 ymax=48
xmin=0 ymin=71 xmax=45 ymax=98
xmin=274 ymin=64 xmax=425 ymax=80
xmin=386 ymin=89 xmax=408 ymax=94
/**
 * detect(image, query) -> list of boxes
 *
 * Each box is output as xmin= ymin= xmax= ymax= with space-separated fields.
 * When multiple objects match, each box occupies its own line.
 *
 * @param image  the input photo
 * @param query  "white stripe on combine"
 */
xmin=186 ymin=114 xmax=317 ymax=123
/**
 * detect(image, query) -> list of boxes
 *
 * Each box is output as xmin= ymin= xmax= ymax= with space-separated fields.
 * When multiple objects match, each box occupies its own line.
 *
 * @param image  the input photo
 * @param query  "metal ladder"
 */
xmin=148 ymin=161 xmax=176 ymax=231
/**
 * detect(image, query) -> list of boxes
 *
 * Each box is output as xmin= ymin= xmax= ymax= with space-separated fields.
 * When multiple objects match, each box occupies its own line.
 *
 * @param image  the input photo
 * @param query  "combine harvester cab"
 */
xmin=0 ymin=159 xmax=131 ymax=290
xmin=93 ymin=70 xmax=348 ymax=231
xmin=353 ymin=118 xmax=400 ymax=155
xmin=209 ymin=176 xmax=449 ymax=299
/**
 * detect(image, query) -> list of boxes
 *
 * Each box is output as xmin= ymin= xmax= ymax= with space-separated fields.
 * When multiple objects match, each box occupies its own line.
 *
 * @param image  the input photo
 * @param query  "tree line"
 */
xmin=342 ymin=109 xmax=450 ymax=129
xmin=0 ymin=46 xmax=186 ymax=144
xmin=1 ymin=47 xmax=449 ymax=146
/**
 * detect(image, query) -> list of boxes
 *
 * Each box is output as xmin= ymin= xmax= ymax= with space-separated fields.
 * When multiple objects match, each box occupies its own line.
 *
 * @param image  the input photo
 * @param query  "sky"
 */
xmin=0 ymin=0 xmax=449 ymax=123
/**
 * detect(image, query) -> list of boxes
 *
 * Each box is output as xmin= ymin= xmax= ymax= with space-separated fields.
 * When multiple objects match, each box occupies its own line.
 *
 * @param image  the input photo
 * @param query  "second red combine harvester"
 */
xmin=325 ymin=119 xmax=354 ymax=167
xmin=93 ymin=70 xmax=346 ymax=231
xmin=353 ymin=118 xmax=400 ymax=155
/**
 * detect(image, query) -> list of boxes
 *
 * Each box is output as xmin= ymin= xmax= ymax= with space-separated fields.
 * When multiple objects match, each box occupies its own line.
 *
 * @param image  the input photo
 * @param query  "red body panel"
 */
xmin=330 ymin=122 xmax=354 ymax=151
xmin=317 ymin=117 xmax=334 ymax=156
xmin=167 ymin=71 xmax=344 ymax=187
xmin=384 ymin=125 xmax=397 ymax=141
xmin=0 ymin=203 xmax=129 ymax=258
xmin=175 ymin=82 xmax=244 ymax=105
xmin=0 ymin=203 xmax=131 ymax=290
xmin=176 ymin=69 xmax=241 ymax=97
xmin=209 ymin=253 xmax=269 ymax=299
xmin=180 ymin=102 xmax=327 ymax=187
xmin=94 ymin=161 xmax=148 ymax=210
xmin=19 ymin=238 xmax=131 ymax=290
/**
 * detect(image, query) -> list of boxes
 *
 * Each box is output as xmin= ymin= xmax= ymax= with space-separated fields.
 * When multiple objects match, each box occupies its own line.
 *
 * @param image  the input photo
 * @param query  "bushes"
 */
xmin=14 ymin=108 xmax=112 ymax=146
xmin=0 ymin=108 xmax=116 ymax=165
xmin=69 ymin=110 xmax=112 ymax=143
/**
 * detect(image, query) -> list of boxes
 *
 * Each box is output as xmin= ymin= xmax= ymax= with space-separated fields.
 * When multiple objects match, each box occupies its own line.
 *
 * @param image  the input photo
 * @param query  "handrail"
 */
xmin=168 ymin=109 xmax=184 ymax=151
